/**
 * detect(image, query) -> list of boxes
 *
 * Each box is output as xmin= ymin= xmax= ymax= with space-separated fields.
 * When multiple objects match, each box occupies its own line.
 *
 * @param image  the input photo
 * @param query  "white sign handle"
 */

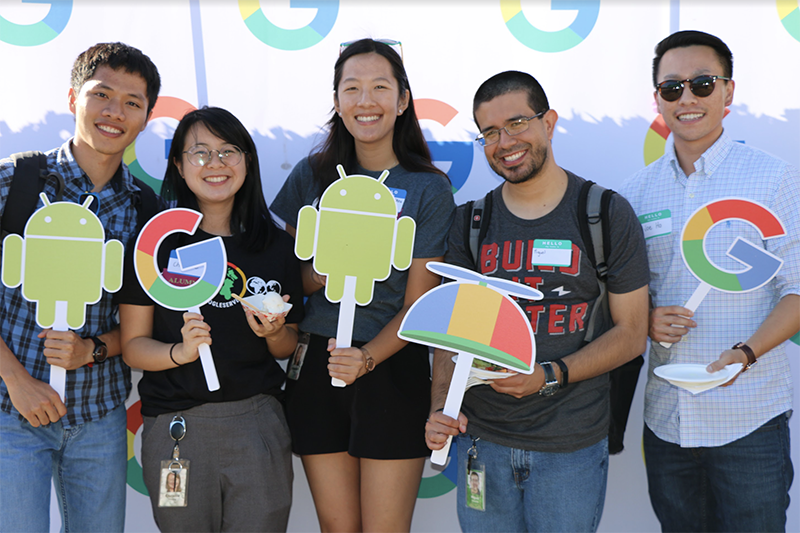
xmin=189 ymin=305 xmax=220 ymax=391
xmin=332 ymin=275 xmax=358 ymax=387
xmin=431 ymin=352 xmax=474 ymax=466
xmin=660 ymin=281 xmax=712 ymax=349
xmin=49 ymin=301 xmax=69 ymax=402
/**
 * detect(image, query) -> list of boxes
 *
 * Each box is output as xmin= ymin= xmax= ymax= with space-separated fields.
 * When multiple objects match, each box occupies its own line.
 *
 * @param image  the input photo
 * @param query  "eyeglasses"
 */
xmin=182 ymin=145 xmax=245 ymax=167
xmin=474 ymin=110 xmax=548 ymax=147
xmin=655 ymin=75 xmax=731 ymax=102
xmin=339 ymin=39 xmax=403 ymax=62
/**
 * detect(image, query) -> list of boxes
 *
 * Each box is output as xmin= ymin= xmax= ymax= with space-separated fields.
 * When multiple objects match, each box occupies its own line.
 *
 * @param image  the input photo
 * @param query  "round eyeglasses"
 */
xmin=182 ymin=145 xmax=245 ymax=167
xmin=474 ymin=109 xmax=548 ymax=147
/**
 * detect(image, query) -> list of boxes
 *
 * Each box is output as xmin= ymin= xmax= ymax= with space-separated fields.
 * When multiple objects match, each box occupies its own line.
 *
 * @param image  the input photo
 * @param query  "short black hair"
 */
xmin=473 ymin=71 xmax=549 ymax=128
xmin=71 ymin=42 xmax=161 ymax=115
xmin=652 ymin=31 xmax=733 ymax=87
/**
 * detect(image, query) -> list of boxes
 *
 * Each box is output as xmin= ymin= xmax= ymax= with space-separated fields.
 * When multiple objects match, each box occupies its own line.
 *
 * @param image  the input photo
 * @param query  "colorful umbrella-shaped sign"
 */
xmin=399 ymin=262 xmax=542 ymax=465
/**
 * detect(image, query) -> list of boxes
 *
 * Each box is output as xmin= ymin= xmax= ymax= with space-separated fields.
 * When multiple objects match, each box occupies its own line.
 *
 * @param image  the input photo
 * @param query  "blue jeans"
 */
xmin=0 ymin=403 xmax=127 ymax=533
xmin=643 ymin=412 xmax=793 ymax=533
xmin=456 ymin=433 xmax=608 ymax=532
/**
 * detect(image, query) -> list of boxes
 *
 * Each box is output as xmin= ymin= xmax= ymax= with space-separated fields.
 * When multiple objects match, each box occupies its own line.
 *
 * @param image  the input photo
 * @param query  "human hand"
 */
xmin=649 ymin=306 xmax=696 ymax=344
xmin=327 ymin=338 xmax=368 ymax=385
xmin=425 ymin=410 xmax=468 ymax=451
xmin=37 ymin=329 xmax=93 ymax=370
xmin=176 ymin=311 xmax=211 ymax=364
xmin=5 ymin=371 xmax=67 ymax=426
xmin=490 ymin=366 xmax=542 ymax=398
xmin=244 ymin=295 xmax=289 ymax=339
xmin=706 ymin=347 xmax=750 ymax=387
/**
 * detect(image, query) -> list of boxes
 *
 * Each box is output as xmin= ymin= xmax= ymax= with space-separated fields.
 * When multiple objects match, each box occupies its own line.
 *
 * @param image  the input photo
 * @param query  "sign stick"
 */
xmin=48 ymin=301 xmax=69 ymax=402
xmin=431 ymin=352 xmax=474 ymax=466
xmin=660 ymin=281 xmax=712 ymax=349
xmin=189 ymin=305 xmax=220 ymax=391
xmin=332 ymin=275 xmax=357 ymax=387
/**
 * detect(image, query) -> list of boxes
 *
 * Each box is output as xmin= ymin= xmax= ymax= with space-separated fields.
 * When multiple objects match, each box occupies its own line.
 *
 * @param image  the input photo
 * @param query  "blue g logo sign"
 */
xmin=502 ymin=0 xmax=600 ymax=53
xmin=239 ymin=0 xmax=338 ymax=51
xmin=0 ymin=0 xmax=72 ymax=46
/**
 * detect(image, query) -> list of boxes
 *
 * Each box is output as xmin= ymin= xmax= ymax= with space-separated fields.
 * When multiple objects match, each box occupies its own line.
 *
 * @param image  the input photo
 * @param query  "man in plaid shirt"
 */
xmin=0 ymin=43 xmax=160 ymax=532
xmin=622 ymin=31 xmax=799 ymax=532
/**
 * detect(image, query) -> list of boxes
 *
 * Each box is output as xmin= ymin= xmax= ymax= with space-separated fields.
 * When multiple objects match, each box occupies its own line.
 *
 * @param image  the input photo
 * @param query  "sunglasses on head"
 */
xmin=656 ymin=75 xmax=731 ymax=102
xmin=339 ymin=39 xmax=403 ymax=62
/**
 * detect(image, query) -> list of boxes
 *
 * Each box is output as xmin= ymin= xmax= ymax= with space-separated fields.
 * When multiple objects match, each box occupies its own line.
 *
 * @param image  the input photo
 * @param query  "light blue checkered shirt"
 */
xmin=621 ymin=132 xmax=799 ymax=447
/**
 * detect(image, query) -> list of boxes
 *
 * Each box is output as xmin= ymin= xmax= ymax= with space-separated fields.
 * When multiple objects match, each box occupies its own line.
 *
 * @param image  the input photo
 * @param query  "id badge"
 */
xmin=466 ymin=462 xmax=486 ymax=512
xmin=158 ymin=459 xmax=189 ymax=507
xmin=287 ymin=332 xmax=310 ymax=380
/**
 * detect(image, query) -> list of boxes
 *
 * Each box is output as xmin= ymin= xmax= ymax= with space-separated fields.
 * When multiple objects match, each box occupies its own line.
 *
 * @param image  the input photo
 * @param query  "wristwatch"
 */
xmin=538 ymin=362 xmax=560 ymax=396
xmin=732 ymin=342 xmax=756 ymax=372
xmin=90 ymin=336 xmax=108 ymax=364
xmin=362 ymin=348 xmax=375 ymax=373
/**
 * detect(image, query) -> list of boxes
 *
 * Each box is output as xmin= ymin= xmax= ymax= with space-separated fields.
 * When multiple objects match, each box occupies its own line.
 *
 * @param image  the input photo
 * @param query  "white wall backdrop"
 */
xmin=1 ymin=1 xmax=798 ymax=532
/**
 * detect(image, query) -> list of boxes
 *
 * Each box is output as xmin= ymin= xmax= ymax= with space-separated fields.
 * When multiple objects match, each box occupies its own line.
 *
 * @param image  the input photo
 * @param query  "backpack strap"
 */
xmin=1 ymin=151 xmax=65 ymax=240
xmin=465 ymin=189 xmax=493 ymax=270
xmin=578 ymin=180 xmax=616 ymax=343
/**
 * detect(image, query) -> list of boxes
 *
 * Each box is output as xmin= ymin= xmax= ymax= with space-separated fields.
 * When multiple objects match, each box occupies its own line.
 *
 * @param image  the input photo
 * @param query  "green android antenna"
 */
xmin=294 ymin=165 xmax=416 ymax=387
xmin=2 ymin=193 xmax=124 ymax=400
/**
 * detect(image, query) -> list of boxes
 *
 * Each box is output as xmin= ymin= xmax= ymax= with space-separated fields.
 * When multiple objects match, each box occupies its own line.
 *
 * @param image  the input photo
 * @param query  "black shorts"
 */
xmin=285 ymin=333 xmax=431 ymax=459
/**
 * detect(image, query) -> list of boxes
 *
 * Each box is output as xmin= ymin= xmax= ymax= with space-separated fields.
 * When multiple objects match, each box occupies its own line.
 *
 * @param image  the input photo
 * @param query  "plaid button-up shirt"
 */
xmin=622 ymin=133 xmax=799 ymax=447
xmin=0 ymin=140 xmax=139 ymax=427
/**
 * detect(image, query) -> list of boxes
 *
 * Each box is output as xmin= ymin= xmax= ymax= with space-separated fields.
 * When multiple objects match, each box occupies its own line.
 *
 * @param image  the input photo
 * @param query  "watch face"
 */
xmin=365 ymin=357 xmax=375 ymax=372
xmin=539 ymin=384 xmax=559 ymax=397
xmin=92 ymin=339 xmax=108 ymax=363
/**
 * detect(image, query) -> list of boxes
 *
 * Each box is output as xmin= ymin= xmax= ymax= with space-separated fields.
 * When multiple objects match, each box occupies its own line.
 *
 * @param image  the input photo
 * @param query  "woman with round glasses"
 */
xmin=118 ymin=107 xmax=303 ymax=532
xmin=272 ymin=38 xmax=455 ymax=531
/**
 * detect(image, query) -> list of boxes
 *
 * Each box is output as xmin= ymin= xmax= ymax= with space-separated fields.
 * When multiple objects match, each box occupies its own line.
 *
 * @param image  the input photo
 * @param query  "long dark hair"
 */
xmin=310 ymin=38 xmax=446 ymax=194
xmin=161 ymin=107 xmax=275 ymax=251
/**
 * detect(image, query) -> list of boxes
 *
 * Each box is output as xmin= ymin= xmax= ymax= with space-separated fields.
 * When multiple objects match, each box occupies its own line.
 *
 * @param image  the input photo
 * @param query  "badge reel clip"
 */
xmin=158 ymin=414 xmax=190 ymax=507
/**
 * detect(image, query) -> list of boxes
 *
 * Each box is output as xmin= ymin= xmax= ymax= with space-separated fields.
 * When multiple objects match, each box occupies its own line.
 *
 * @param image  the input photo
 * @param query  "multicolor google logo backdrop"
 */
xmin=0 ymin=0 xmax=71 ymax=46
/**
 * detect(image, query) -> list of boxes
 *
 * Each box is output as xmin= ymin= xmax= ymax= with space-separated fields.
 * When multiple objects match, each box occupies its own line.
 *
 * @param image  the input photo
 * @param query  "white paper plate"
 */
xmin=239 ymin=294 xmax=292 ymax=321
xmin=452 ymin=355 xmax=515 ymax=380
xmin=654 ymin=363 xmax=742 ymax=386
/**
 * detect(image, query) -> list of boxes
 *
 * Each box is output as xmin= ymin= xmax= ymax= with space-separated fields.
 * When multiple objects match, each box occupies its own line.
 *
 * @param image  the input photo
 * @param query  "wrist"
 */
xmin=360 ymin=346 xmax=375 ymax=377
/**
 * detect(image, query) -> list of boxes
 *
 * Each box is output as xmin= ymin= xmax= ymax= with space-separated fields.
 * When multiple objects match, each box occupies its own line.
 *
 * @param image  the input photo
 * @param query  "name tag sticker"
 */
xmin=390 ymin=188 xmax=407 ymax=217
xmin=639 ymin=210 xmax=672 ymax=240
xmin=532 ymin=239 xmax=572 ymax=267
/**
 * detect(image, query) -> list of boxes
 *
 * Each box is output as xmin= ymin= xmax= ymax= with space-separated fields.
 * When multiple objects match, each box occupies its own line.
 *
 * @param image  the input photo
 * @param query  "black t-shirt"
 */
xmin=116 ymin=228 xmax=304 ymax=416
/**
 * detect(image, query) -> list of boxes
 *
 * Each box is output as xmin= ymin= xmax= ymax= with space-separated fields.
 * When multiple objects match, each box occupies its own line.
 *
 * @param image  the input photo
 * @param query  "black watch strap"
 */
xmin=553 ymin=359 xmax=569 ymax=388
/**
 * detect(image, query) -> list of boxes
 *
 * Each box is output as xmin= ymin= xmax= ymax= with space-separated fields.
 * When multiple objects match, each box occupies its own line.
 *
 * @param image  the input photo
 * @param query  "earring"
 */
xmin=398 ymin=109 xmax=404 ymax=116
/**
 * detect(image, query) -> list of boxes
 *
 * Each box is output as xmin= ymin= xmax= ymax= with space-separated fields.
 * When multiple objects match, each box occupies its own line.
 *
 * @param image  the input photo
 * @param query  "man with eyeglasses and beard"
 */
xmin=621 ymin=30 xmax=799 ymax=532
xmin=425 ymin=70 xmax=650 ymax=532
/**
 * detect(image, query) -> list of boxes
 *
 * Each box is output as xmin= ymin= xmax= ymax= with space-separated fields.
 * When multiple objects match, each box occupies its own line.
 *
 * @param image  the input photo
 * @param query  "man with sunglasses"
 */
xmin=426 ymin=71 xmax=650 ymax=532
xmin=621 ymin=30 xmax=799 ymax=532
xmin=0 ymin=43 xmax=160 ymax=532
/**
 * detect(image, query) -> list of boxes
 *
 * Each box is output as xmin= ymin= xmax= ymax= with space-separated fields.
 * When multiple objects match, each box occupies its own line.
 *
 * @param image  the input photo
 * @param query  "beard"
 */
xmin=490 ymin=143 xmax=549 ymax=185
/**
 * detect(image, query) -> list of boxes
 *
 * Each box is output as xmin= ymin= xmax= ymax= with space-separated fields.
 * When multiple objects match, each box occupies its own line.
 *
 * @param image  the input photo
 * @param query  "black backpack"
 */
xmin=464 ymin=181 xmax=644 ymax=454
xmin=0 ymin=150 xmax=161 ymax=244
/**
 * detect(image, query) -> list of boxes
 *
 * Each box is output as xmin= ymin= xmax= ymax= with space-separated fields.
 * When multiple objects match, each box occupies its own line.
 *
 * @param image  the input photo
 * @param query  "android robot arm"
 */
xmin=1 ymin=233 xmax=23 ymax=288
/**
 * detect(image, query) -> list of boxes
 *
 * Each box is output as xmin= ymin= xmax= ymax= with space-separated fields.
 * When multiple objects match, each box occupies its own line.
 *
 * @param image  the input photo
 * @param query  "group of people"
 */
xmin=0 ymin=29 xmax=796 ymax=533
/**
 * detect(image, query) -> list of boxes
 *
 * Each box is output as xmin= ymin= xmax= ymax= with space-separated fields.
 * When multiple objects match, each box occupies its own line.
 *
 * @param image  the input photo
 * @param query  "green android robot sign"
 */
xmin=1 ymin=193 xmax=124 ymax=400
xmin=295 ymin=165 xmax=416 ymax=386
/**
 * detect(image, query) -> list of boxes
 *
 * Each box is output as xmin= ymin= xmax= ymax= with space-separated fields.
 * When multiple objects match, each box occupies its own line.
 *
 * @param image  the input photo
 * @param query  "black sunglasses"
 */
xmin=656 ymin=75 xmax=731 ymax=102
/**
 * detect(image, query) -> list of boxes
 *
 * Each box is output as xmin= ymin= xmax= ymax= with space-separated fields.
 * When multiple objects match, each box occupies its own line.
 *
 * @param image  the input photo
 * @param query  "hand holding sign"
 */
xmin=134 ymin=209 xmax=227 ymax=391
xmin=295 ymin=165 xmax=416 ymax=387
xmin=662 ymin=198 xmax=786 ymax=348
xmin=1 ymin=194 xmax=123 ymax=401
xmin=399 ymin=262 xmax=543 ymax=465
